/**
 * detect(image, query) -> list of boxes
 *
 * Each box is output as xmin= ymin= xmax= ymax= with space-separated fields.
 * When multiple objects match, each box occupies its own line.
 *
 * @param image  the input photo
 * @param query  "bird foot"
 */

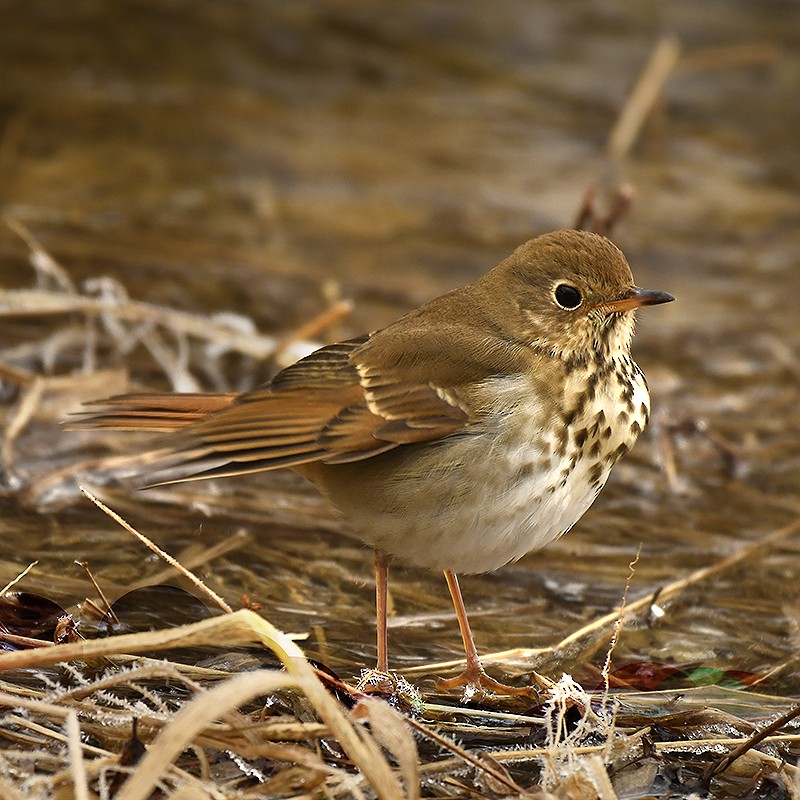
xmin=436 ymin=662 xmax=553 ymax=701
xmin=356 ymin=668 xmax=396 ymax=694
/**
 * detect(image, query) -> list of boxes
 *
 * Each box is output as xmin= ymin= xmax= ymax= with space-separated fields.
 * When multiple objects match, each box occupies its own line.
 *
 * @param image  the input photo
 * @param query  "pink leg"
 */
xmin=437 ymin=570 xmax=550 ymax=697
xmin=374 ymin=551 xmax=389 ymax=673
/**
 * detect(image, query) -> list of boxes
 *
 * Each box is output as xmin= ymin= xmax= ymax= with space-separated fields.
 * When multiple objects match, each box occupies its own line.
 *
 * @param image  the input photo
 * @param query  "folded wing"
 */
xmin=75 ymin=332 xmax=486 ymax=484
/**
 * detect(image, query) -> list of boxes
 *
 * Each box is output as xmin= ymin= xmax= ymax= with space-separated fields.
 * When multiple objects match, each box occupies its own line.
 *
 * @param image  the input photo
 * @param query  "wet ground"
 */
xmin=1 ymin=0 xmax=800 ymax=735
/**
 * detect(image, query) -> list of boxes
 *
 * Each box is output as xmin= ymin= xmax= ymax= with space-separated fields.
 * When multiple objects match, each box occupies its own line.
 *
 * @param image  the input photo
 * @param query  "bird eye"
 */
xmin=554 ymin=283 xmax=582 ymax=310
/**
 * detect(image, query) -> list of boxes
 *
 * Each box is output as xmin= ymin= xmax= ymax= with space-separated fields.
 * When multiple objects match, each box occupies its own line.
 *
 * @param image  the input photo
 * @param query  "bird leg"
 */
xmin=374 ymin=550 xmax=390 ymax=673
xmin=436 ymin=570 xmax=548 ymax=698
xmin=355 ymin=552 xmax=397 ymax=694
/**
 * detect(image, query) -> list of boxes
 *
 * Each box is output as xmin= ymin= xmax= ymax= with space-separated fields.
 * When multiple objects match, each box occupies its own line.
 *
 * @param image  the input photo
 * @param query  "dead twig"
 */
xmin=74 ymin=560 xmax=118 ymax=624
xmin=274 ymin=298 xmax=353 ymax=363
xmin=404 ymin=715 xmax=525 ymax=796
xmin=0 ymin=287 xmax=280 ymax=360
xmin=1 ymin=376 xmax=45 ymax=482
xmin=127 ymin=528 xmax=251 ymax=593
xmin=5 ymin=218 xmax=76 ymax=294
xmin=601 ymin=545 xmax=642 ymax=699
xmin=0 ymin=561 xmax=39 ymax=597
xmin=573 ymin=183 xmax=636 ymax=237
xmin=606 ymin=35 xmax=682 ymax=163
xmin=65 ymin=710 xmax=90 ymax=800
xmin=80 ymin=486 xmax=234 ymax=614
xmin=704 ymin=702 xmax=800 ymax=782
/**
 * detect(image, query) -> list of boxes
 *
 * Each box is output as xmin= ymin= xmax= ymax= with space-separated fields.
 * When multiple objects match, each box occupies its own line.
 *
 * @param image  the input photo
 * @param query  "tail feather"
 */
xmin=68 ymin=390 xmax=337 ymax=487
xmin=71 ymin=392 xmax=238 ymax=432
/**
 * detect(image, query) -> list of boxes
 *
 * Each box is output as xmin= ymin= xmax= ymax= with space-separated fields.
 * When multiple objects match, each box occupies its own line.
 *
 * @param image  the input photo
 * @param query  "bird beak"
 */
xmin=602 ymin=287 xmax=675 ymax=314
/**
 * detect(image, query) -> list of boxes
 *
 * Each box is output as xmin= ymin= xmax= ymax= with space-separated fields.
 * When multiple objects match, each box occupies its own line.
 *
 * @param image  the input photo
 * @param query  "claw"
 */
xmin=436 ymin=662 xmax=553 ymax=701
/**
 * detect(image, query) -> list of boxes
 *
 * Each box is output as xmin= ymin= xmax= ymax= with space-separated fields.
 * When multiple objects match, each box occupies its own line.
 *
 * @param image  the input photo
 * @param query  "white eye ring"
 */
xmin=553 ymin=283 xmax=582 ymax=310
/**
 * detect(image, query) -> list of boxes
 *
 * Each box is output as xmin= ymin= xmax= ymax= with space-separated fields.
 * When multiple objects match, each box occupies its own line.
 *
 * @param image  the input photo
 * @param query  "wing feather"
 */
xmin=74 ymin=321 xmax=532 ymax=485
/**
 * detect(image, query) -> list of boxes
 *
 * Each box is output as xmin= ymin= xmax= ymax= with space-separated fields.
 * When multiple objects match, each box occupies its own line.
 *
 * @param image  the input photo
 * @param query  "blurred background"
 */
xmin=0 ymin=1 xmax=799 ymax=693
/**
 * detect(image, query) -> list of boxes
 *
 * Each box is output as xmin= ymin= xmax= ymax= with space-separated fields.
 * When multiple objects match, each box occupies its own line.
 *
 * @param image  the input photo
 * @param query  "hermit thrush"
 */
xmin=79 ymin=230 xmax=673 ymax=694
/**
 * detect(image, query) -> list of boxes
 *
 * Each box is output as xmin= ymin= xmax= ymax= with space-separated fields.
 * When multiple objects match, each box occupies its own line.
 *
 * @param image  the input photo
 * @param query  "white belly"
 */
xmin=319 ymin=363 xmax=650 ymax=574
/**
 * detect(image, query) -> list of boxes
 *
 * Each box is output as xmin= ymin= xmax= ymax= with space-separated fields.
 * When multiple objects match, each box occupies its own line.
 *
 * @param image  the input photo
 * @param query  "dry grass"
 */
xmin=1 ymin=595 xmax=800 ymax=798
xmin=1 ymin=25 xmax=799 ymax=795
xmin=0 ymin=235 xmax=799 ymax=799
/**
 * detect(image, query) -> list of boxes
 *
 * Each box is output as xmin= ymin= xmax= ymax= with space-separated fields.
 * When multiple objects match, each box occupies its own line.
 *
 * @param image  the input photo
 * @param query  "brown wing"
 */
xmin=160 ymin=333 xmax=473 ymax=478
xmin=78 ymin=323 xmax=530 ymax=484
